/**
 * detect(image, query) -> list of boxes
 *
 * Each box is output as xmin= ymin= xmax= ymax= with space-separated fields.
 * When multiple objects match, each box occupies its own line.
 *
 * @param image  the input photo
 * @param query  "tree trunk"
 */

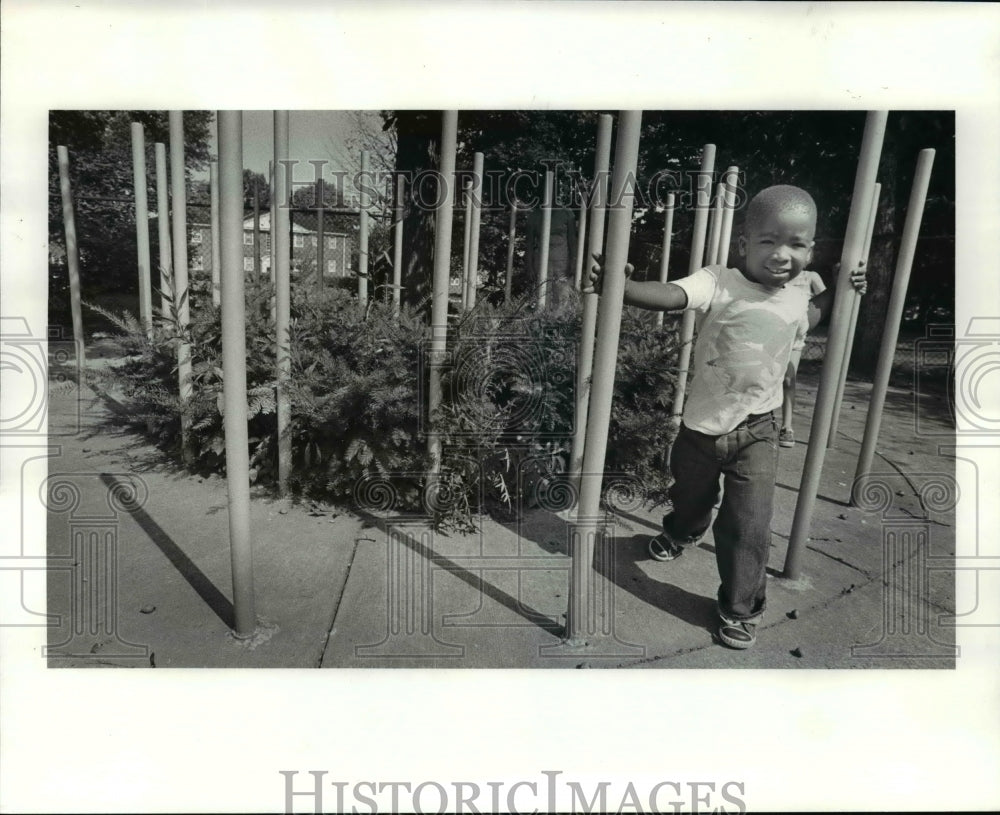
xmin=853 ymin=133 xmax=898 ymax=379
xmin=394 ymin=111 xmax=441 ymax=314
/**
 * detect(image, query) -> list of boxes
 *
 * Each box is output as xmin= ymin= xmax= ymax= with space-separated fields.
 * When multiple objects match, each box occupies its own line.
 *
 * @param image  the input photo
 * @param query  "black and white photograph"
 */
xmin=41 ymin=107 xmax=958 ymax=669
xmin=2 ymin=3 xmax=999 ymax=814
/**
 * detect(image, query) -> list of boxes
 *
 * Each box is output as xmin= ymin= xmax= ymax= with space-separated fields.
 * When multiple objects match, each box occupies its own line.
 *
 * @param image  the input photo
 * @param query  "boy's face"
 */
xmin=738 ymin=207 xmax=815 ymax=289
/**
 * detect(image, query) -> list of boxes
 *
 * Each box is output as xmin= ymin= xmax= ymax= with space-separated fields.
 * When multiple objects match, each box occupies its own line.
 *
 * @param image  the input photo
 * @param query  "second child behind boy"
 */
xmin=589 ymin=185 xmax=867 ymax=650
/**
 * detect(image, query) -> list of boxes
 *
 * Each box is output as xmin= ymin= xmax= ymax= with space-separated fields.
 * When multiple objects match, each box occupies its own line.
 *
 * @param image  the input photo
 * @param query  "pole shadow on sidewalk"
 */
xmin=99 ymin=473 xmax=235 ymax=629
xmin=356 ymin=509 xmax=564 ymax=637
xmin=502 ymin=506 xmax=719 ymax=642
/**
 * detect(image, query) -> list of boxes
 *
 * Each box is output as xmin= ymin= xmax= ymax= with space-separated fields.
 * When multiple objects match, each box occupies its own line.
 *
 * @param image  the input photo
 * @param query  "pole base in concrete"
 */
xmin=775 ymin=573 xmax=815 ymax=592
xmin=227 ymin=619 xmax=277 ymax=649
xmin=540 ymin=633 xmax=645 ymax=661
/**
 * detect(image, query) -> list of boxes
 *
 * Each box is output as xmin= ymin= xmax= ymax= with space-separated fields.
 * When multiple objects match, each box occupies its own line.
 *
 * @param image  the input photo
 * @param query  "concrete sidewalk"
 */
xmin=44 ymin=357 xmax=957 ymax=669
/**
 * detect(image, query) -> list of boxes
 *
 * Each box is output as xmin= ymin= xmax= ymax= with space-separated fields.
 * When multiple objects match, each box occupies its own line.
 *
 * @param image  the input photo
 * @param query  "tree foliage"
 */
xmin=385 ymin=109 xmax=955 ymax=339
xmin=49 ymin=110 xmax=215 ymax=319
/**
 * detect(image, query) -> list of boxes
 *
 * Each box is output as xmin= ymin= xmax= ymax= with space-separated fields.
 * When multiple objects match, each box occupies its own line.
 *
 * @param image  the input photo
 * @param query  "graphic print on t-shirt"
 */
xmin=700 ymin=300 xmax=797 ymax=409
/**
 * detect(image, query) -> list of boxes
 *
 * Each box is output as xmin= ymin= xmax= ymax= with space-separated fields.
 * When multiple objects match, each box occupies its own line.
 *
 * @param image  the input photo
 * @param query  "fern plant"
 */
xmin=86 ymin=260 xmax=681 ymax=529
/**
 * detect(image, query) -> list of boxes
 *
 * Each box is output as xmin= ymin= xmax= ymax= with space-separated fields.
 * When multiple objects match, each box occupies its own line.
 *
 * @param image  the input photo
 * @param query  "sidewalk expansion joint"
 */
xmin=314 ymin=533 xmax=363 ymax=668
xmin=804 ymin=544 xmax=873 ymax=578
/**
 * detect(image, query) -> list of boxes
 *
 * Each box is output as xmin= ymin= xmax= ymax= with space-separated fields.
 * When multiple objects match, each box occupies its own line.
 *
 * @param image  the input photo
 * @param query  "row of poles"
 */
xmin=57 ymin=110 xmax=935 ymax=641
xmin=392 ymin=109 xmax=937 ymax=642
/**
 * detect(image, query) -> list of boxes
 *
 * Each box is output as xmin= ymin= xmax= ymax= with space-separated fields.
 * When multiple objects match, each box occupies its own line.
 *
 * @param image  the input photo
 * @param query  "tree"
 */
xmin=386 ymin=110 xmax=602 ymax=312
xmin=386 ymin=111 xmax=444 ymax=311
xmin=384 ymin=109 xmax=954 ymax=351
xmin=48 ymin=110 xmax=215 ymax=307
xmin=853 ymin=111 xmax=955 ymax=377
xmin=340 ymin=110 xmax=396 ymax=182
xmin=243 ymin=169 xmax=271 ymax=211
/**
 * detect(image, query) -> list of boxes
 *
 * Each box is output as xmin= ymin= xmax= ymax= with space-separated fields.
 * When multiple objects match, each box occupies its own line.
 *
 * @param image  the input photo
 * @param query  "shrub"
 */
xmin=87 ymin=272 xmax=682 ymax=529
xmin=86 ymin=270 xmax=277 ymax=477
xmin=284 ymin=286 xmax=430 ymax=508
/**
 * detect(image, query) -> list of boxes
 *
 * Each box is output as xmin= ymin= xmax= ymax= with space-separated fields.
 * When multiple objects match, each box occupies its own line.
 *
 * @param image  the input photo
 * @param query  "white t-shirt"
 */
xmin=674 ymin=265 xmax=811 ymax=435
xmin=789 ymin=270 xmax=827 ymax=350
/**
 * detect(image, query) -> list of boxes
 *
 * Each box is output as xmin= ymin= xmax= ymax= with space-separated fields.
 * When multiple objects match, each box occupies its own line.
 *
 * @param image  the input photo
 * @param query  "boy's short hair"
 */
xmin=744 ymin=185 xmax=817 ymax=234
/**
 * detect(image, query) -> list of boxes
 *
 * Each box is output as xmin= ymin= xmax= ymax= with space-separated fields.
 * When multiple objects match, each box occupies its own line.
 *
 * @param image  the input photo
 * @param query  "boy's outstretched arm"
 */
xmin=623 ymin=280 xmax=689 ymax=311
xmin=808 ymin=261 xmax=868 ymax=329
xmin=585 ymin=254 xmax=689 ymax=312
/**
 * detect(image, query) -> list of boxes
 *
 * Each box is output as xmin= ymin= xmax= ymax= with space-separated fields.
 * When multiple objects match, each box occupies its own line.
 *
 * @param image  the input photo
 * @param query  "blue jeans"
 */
xmin=663 ymin=413 xmax=779 ymax=621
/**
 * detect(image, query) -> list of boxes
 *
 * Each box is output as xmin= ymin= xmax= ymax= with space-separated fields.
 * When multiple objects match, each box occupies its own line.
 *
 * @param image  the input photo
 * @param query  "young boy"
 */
xmin=780 ymin=269 xmax=827 ymax=447
xmin=590 ymin=185 xmax=866 ymax=649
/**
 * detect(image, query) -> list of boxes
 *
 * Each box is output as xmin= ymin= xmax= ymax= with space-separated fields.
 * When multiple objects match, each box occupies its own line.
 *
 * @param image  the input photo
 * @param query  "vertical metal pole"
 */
xmin=358 ymin=149 xmax=370 ymax=310
xmin=537 ymin=169 xmax=554 ymax=309
xmin=461 ymin=179 xmax=473 ymax=311
xmin=56 ymin=145 xmax=85 ymax=367
xmin=268 ymin=160 xmax=276 ymax=323
xmin=572 ymin=186 xmax=589 ymax=290
xmin=467 ymin=151 xmax=484 ymax=311
xmin=654 ymin=192 xmax=676 ymax=329
xmin=217 ymin=110 xmax=257 ymax=638
xmin=210 ymin=160 xmax=222 ymax=308
xmin=718 ymin=166 xmax=739 ymax=265
xmin=504 ymin=202 xmax=517 ymax=303
xmin=392 ymin=173 xmax=404 ymax=315
xmin=289 ymin=192 xmax=295 ymax=279
xmin=568 ymin=110 xmax=643 ymax=644
xmin=784 ymin=110 xmax=888 ymax=579
xmin=707 ymin=181 xmax=725 ymax=268
xmin=568 ymin=114 xmax=613 ymax=501
xmin=854 ymin=150 xmax=935 ymax=492
xmin=316 ymin=178 xmax=325 ymax=289
xmin=168 ymin=111 xmax=194 ymax=465
xmin=828 ymin=182 xmax=881 ymax=447
xmin=716 ymin=166 xmax=739 ymax=267
xmin=670 ymin=144 xmax=717 ymax=421
xmin=154 ymin=143 xmax=173 ymax=319
xmin=274 ymin=112 xmax=292 ymax=494
xmin=427 ymin=111 xmax=458 ymax=476
xmin=253 ymin=180 xmax=261 ymax=282
xmin=130 ymin=123 xmax=153 ymax=338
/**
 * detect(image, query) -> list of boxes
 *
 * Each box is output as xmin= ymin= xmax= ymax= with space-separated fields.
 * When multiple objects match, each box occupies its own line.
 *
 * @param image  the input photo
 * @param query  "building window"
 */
xmin=293 ymin=234 xmax=304 ymax=248
xmin=243 ymin=232 xmax=253 ymax=246
xmin=327 ymin=259 xmax=337 ymax=276
xmin=191 ymin=230 xmax=203 ymax=245
xmin=192 ymin=255 xmax=204 ymax=271
xmin=243 ymin=257 xmax=253 ymax=272
xmin=326 ymin=236 xmax=336 ymax=249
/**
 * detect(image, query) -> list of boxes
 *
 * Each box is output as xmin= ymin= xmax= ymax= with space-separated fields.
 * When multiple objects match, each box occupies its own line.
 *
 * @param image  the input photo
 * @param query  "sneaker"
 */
xmin=778 ymin=427 xmax=795 ymax=448
xmin=647 ymin=532 xmax=684 ymax=562
xmin=717 ymin=614 xmax=757 ymax=649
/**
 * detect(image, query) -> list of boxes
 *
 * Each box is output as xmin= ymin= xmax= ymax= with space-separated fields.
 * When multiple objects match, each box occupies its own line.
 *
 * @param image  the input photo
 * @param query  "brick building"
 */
xmin=188 ymin=209 xmax=358 ymax=279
